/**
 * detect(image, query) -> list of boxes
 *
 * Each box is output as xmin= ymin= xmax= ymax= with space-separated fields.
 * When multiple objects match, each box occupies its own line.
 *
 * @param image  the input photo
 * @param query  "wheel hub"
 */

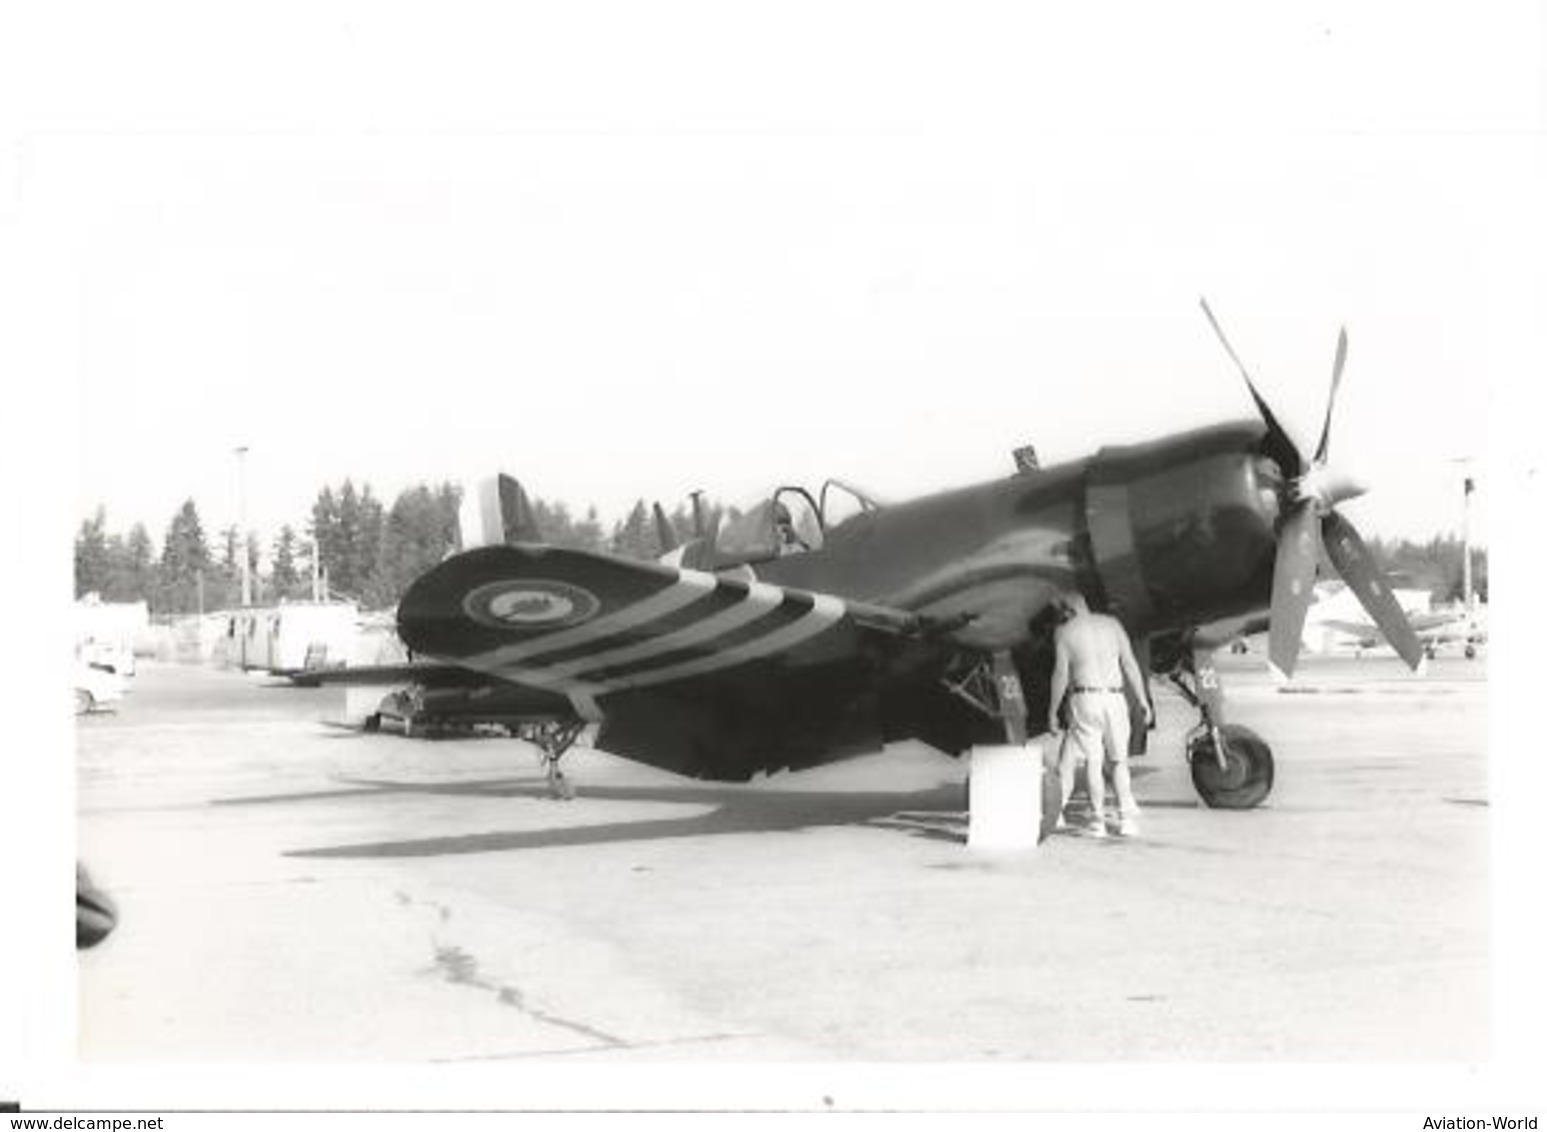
xmin=1211 ymin=747 xmax=1249 ymax=790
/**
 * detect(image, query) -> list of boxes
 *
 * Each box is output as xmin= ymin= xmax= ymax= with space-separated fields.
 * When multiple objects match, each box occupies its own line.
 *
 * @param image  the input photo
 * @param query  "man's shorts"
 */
xmin=1065 ymin=690 xmax=1132 ymax=766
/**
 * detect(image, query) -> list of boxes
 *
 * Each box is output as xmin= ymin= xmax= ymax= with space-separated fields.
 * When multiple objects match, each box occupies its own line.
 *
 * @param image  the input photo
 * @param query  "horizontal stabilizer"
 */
xmin=290 ymin=661 xmax=473 ymax=687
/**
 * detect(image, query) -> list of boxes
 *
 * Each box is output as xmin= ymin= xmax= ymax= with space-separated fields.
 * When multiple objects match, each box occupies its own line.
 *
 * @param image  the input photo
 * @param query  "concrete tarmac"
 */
xmin=77 ymin=654 xmax=1488 ymax=1062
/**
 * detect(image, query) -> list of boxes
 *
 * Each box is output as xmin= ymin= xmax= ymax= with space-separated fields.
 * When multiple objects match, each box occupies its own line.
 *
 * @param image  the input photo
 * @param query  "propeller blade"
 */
xmin=1321 ymin=510 xmax=1425 ymax=670
xmin=1267 ymin=503 xmax=1321 ymax=681
xmin=1198 ymin=298 xmax=1305 ymax=476
xmin=1313 ymin=327 xmax=1348 ymax=464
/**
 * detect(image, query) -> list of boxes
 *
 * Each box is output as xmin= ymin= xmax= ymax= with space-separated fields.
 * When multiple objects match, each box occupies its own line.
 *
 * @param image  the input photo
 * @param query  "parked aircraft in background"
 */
xmin=327 ymin=300 xmax=1423 ymax=812
xmin=1321 ymin=604 xmax=1488 ymax=659
xmin=1228 ymin=581 xmax=1479 ymax=660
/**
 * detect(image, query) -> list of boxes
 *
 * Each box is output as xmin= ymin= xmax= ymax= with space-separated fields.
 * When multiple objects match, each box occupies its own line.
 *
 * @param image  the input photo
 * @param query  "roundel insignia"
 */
xmin=463 ymin=579 xmax=602 ymax=631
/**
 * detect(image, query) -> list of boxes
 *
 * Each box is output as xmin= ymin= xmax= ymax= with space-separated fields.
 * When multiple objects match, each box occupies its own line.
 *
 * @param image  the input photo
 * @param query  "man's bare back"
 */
xmin=1056 ymin=613 xmax=1129 ymax=688
xmin=1047 ymin=591 xmax=1152 ymax=735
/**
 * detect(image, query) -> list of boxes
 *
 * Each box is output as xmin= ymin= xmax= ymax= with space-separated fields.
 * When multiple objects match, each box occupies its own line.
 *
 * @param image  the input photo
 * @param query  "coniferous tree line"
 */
xmin=75 ymin=482 xmax=742 ymax=615
xmin=1368 ymin=534 xmax=1488 ymax=605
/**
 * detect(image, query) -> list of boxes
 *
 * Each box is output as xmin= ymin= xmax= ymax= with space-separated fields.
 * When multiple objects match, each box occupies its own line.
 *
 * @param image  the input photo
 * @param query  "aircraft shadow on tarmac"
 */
xmin=211 ymin=763 xmax=1161 ymax=860
xmin=263 ymin=776 xmax=973 ymax=859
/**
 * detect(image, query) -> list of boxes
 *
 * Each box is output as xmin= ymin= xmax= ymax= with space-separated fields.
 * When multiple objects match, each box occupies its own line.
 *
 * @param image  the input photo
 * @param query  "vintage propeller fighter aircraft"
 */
xmin=334 ymin=300 xmax=1423 ymax=811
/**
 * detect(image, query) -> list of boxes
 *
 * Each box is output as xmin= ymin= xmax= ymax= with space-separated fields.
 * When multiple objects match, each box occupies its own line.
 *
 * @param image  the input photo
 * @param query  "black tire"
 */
xmin=76 ymin=864 xmax=117 ymax=949
xmin=1465 ymin=645 xmax=1476 ymax=659
xmin=74 ymin=689 xmax=93 ymax=716
xmin=1189 ymin=724 xmax=1274 ymax=809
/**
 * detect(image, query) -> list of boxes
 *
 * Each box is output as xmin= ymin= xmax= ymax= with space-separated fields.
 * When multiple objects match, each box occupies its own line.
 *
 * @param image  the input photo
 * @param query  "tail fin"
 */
xmin=460 ymin=473 xmax=542 ymax=549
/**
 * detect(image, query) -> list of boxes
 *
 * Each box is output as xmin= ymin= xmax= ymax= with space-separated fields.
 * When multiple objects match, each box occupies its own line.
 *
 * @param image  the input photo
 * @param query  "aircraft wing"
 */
xmin=394 ymin=544 xmax=962 ymax=780
xmin=290 ymin=660 xmax=469 ymax=688
xmin=300 ymin=656 xmax=580 ymax=722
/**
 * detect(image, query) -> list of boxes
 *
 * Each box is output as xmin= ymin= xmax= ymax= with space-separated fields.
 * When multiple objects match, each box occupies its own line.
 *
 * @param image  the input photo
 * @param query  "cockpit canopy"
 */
xmin=712 ymin=480 xmax=881 ymax=564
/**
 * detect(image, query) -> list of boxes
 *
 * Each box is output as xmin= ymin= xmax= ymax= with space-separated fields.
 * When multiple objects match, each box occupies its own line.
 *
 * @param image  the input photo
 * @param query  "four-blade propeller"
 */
xmin=1199 ymin=298 xmax=1424 ymax=679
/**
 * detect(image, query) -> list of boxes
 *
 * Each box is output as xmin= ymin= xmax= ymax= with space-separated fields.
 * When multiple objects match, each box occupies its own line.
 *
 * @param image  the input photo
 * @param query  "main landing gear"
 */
xmin=519 ymin=720 xmax=587 ymax=800
xmin=1165 ymin=649 xmax=1274 ymax=810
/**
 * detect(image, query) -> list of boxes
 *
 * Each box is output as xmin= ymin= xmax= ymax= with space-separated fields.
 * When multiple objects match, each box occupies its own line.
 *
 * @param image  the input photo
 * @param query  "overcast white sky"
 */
xmin=4 ymin=1 xmax=1537 ymax=553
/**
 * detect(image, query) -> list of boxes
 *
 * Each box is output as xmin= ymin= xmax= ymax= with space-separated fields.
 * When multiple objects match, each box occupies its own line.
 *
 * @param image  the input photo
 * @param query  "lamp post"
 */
xmin=1462 ymin=471 xmax=1475 ymax=614
xmin=1450 ymin=456 xmax=1476 ymax=613
xmin=235 ymin=445 xmax=251 ymax=607
xmin=305 ymin=534 xmax=322 ymax=602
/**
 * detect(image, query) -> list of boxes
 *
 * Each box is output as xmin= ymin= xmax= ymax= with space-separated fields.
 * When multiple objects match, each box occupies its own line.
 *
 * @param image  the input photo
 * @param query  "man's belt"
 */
xmin=1071 ymin=685 xmax=1123 ymax=694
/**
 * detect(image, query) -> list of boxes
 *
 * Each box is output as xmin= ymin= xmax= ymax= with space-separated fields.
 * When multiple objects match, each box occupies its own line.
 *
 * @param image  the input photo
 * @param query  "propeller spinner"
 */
xmin=1199 ymin=298 xmax=1424 ymax=679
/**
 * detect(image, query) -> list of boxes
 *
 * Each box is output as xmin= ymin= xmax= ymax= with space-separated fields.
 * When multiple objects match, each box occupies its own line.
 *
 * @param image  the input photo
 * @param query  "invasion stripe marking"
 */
xmin=529 ymin=581 xmax=766 ymax=669
xmin=581 ymin=597 xmax=812 ymax=684
xmin=497 ymin=581 xmax=786 ymax=687
xmin=462 ymin=569 xmax=717 ymax=671
xmin=583 ymin=594 xmax=846 ymax=696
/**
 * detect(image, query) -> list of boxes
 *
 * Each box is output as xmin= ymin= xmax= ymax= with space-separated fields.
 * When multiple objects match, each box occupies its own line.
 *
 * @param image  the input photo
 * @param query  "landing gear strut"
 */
xmin=521 ymin=721 xmax=586 ymax=800
xmin=1166 ymin=648 xmax=1275 ymax=810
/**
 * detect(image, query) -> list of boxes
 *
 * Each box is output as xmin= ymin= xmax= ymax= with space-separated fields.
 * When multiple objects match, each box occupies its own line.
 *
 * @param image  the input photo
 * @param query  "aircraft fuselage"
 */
xmin=758 ymin=419 xmax=1283 ymax=651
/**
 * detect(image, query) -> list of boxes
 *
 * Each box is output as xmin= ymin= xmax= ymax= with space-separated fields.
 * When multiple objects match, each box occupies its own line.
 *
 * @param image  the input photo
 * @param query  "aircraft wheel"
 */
xmin=1465 ymin=645 xmax=1476 ymax=659
xmin=363 ymin=713 xmax=381 ymax=733
xmin=1188 ymin=724 xmax=1274 ymax=810
xmin=74 ymin=689 xmax=93 ymax=716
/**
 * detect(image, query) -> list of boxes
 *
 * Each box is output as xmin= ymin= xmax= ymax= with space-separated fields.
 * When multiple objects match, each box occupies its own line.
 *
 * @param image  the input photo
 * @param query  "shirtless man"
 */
xmin=1048 ymin=590 xmax=1152 ymax=837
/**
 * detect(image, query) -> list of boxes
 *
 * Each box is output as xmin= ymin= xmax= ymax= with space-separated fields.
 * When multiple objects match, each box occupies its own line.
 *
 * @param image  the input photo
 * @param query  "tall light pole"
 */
xmin=1462 ymin=471 xmax=1475 ymax=614
xmin=235 ymin=445 xmax=252 ymax=607
xmin=305 ymin=533 xmax=322 ymax=602
xmin=1451 ymin=456 xmax=1476 ymax=613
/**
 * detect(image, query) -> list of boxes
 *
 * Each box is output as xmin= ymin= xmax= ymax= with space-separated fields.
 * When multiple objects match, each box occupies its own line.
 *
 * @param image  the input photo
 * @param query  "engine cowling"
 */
xmin=1083 ymin=421 xmax=1282 ymax=635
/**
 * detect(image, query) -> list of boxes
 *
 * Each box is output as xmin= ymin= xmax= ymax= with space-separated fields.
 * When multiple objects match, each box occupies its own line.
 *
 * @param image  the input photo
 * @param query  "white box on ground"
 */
xmin=967 ymin=742 xmax=1046 ymax=852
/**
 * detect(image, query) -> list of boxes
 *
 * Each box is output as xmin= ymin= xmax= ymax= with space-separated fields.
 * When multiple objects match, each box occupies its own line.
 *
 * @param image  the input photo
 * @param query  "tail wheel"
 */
xmin=1189 ymin=723 xmax=1274 ymax=809
xmin=75 ymin=689 xmax=94 ymax=715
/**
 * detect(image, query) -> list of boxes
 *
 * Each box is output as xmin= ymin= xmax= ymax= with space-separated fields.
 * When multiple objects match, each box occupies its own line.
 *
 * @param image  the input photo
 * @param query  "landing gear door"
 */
xmin=1128 ymin=636 xmax=1154 ymax=756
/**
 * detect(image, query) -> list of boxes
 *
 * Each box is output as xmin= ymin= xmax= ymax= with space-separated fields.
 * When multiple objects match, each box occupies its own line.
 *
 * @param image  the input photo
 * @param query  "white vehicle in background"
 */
xmin=75 ymin=595 xmax=148 ymax=676
xmin=223 ymin=600 xmax=361 ymax=675
xmin=79 ymin=637 xmax=136 ymax=678
xmin=74 ymin=659 xmax=125 ymax=715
